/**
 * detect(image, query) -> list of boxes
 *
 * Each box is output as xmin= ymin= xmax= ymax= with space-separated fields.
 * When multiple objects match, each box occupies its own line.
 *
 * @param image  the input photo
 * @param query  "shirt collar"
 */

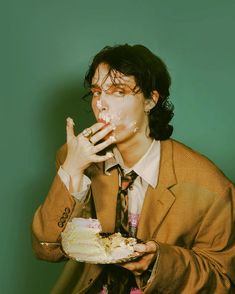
xmin=105 ymin=140 xmax=161 ymax=188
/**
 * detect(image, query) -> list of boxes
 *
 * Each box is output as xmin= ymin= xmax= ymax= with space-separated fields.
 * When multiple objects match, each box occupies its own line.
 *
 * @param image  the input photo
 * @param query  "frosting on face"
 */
xmin=96 ymin=100 xmax=103 ymax=111
xmin=98 ymin=110 xmax=140 ymax=138
xmin=91 ymin=64 xmax=149 ymax=143
xmin=127 ymin=121 xmax=139 ymax=133
xmin=98 ymin=111 xmax=112 ymax=124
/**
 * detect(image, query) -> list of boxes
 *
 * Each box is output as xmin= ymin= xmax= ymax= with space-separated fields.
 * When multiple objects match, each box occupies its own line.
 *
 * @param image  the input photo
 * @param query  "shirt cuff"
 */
xmin=58 ymin=166 xmax=91 ymax=202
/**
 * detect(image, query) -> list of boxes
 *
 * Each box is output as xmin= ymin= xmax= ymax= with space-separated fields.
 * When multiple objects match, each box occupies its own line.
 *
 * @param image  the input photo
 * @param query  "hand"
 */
xmin=119 ymin=241 xmax=159 ymax=276
xmin=62 ymin=117 xmax=116 ymax=177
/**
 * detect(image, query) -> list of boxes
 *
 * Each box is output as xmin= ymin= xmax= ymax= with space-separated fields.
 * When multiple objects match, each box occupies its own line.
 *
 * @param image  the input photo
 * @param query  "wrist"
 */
xmin=61 ymin=164 xmax=84 ymax=179
xmin=62 ymin=161 xmax=84 ymax=177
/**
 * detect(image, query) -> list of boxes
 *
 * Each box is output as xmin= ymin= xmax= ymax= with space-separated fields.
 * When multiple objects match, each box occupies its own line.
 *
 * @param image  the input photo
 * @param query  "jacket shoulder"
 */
xmin=171 ymin=139 xmax=233 ymax=193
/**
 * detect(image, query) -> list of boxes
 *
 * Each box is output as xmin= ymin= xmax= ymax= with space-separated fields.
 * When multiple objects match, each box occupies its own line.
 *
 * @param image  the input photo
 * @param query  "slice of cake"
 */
xmin=61 ymin=218 xmax=138 ymax=263
xmin=61 ymin=218 xmax=106 ymax=260
xmin=99 ymin=232 xmax=137 ymax=260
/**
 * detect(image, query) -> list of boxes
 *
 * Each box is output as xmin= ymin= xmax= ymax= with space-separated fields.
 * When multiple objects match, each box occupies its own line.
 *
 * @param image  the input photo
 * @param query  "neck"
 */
xmin=116 ymin=134 xmax=153 ymax=168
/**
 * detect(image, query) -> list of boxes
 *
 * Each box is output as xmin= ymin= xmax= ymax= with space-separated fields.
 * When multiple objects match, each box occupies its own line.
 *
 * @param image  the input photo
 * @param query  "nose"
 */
xmin=97 ymin=92 xmax=109 ymax=111
xmin=100 ymin=102 xmax=108 ymax=111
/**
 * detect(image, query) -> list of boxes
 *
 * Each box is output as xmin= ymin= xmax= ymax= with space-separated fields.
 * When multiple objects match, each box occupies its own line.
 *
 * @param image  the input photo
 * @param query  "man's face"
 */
xmin=91 ymin=63 xmax=149 ymax=144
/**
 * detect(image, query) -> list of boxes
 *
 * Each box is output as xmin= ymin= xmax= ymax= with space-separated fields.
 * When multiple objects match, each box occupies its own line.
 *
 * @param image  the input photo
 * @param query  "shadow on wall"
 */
xmin=21 ymin=77 xmax=95 ymax=294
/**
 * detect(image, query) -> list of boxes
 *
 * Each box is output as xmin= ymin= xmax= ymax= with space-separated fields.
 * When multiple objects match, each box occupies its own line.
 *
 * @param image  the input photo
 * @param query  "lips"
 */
xmin=98 ymin=118 xmax=107 ymax=124
xmin=98 ymin=112 xmax=112 ymax=125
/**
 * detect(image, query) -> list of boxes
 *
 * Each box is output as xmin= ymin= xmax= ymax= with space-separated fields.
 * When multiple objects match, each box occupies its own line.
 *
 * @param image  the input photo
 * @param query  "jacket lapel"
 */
xmin=137 ymin=140 xmax=177 ymax=241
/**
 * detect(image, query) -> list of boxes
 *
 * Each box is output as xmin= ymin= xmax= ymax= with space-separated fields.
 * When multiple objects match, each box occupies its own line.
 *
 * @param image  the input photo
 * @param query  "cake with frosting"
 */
xmin=61 ymin=218 xmax=137 ymax=263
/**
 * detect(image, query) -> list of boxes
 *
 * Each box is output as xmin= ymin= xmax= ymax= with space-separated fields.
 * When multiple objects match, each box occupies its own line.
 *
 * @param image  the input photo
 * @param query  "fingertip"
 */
xmin=133 ymin=244 xmax=146 ymax=252
xmin=66 ymin=117 xmax=75 ymax=141
xmin=106 ymin=151 xmax=114 ymax=158
xmin=109 ymin=135 xmax=117 ymax=143
xmin=66 ymin=117 xmax=75 ymax=127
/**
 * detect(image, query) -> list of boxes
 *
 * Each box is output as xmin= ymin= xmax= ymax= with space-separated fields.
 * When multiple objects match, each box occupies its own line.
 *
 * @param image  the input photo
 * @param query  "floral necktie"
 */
xmin=115 ymin=165 xmax=138 ymax=236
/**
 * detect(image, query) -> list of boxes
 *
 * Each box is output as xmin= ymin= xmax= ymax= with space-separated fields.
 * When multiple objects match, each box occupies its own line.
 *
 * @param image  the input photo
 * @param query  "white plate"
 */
xmin=64 ymin=250 xmax=144 ymax=264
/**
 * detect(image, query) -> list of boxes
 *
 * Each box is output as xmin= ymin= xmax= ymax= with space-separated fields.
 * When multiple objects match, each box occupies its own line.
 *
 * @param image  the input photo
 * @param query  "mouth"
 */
xmin=98 ymin=118 xmax=108 ymax=124
xmin=98 ymin=112 xmax=112 ymax=125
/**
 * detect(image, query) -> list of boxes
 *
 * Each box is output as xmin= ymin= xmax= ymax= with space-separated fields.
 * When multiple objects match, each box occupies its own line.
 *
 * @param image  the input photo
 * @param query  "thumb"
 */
xmin=134 ymin=241 xmax=158 ymax=253
xmin=66 ymin=117 xmax=75 ymax=142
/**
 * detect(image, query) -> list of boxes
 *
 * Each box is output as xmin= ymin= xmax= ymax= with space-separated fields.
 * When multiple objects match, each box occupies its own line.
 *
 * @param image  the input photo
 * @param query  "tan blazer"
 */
xmin=32 ymin=139 xmax=235 ymax=293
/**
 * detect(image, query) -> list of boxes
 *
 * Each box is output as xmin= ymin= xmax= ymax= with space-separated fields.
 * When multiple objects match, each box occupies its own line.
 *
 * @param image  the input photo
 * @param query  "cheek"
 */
xmin=120 ymin=106 xmax=146 ymax=134
xmin=110 ymin=108 xmax=142 ymax=134
xmin=108 ymin=107 xmax=128 ymax=126
xmin=91 ymin=99 xmax=99 ymax=118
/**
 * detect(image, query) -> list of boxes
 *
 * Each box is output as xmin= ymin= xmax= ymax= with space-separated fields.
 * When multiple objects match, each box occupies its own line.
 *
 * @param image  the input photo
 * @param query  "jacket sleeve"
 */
xmin=31 ymin=146 xmax=93 ymax=262
xmin=142 ymin=184 xmax=235 ymax=293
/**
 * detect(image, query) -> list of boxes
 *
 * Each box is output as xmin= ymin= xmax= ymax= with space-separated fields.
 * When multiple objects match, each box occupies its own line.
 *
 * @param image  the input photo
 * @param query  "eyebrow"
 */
xmin=90 ymin=83 xmax=131 ymax=89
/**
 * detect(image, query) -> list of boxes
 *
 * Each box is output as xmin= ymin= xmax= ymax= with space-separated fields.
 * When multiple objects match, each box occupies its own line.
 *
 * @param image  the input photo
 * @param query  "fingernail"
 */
xmin=66 ymin=117 xmax=75 ymax=126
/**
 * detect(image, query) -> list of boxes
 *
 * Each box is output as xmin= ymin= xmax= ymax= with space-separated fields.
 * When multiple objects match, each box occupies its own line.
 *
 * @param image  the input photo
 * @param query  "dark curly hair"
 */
xmin=84 ymin=44 xmax=174 ymax=140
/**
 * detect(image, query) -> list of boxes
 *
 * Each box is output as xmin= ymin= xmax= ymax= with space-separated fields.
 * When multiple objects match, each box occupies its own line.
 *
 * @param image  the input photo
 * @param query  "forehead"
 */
xmin=91 ymin=63 xmax=136 ymax=88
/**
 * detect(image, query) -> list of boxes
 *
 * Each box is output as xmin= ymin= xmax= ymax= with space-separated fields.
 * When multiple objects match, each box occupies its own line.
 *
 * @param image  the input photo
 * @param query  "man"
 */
xmin=32 ymin=44 xmax=235 ymax=293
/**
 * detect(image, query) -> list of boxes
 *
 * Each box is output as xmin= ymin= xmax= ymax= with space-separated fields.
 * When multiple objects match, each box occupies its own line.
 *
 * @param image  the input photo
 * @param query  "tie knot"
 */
xmin=118 ymin=166 xmax=138 ymax=191
xmin=123 ymin=170 xmax=138 ymax=181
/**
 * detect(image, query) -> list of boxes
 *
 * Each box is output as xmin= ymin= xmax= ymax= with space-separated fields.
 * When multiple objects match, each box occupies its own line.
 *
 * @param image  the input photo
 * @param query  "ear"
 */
xmin=151 ymin=90 xmax=160 ymax=103
xmin=144 ymin=90 xmax=160 ymax=112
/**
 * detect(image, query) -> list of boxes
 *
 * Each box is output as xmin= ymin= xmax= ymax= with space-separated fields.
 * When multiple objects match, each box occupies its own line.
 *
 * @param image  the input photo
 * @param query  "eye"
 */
xmin=92 ymin=91 xmax=101 ymax=97
xmin=113 ymin=90 xmax=125 ymax=97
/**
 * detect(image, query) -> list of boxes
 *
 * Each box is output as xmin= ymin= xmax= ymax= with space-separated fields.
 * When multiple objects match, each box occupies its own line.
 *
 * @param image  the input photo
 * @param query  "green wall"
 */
xmin=1 ymin=0 xmax=234 ymax=293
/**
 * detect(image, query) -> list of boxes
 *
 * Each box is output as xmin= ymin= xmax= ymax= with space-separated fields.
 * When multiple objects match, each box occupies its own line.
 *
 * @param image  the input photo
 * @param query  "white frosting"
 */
xmin=71 ymin=218 xmax=101 ymax=231
xmin=98 ymin=112 xmax=112 ymax=123
xmin=96 ymin=100 xmax=103 ymax=110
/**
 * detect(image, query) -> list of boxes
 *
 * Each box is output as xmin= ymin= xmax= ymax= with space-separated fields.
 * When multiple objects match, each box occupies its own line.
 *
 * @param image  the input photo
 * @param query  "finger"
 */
xmin=145 ymin=241 xmax=159 ymax=253
xmin=66 ymin=117 xmax=75 ymax=142
xmin=120 ymin=254 xmax=154 ymax=274
xmin=91 ymin=136 xmax=116 ymax=153
xmin=90 ymin=124 xmax=115 ymax=144
xmin=133 ymin=244 xmax=147 ymax=253
xmin=134 ymin=241 xmax=158 ymax=253
xmin=84 ymin=122 xmax=105 ymax=136
xmin=90 ymin=152 xmax=114 ymax=163
xmin=119 ymin=260 xmax=144 ymax=274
